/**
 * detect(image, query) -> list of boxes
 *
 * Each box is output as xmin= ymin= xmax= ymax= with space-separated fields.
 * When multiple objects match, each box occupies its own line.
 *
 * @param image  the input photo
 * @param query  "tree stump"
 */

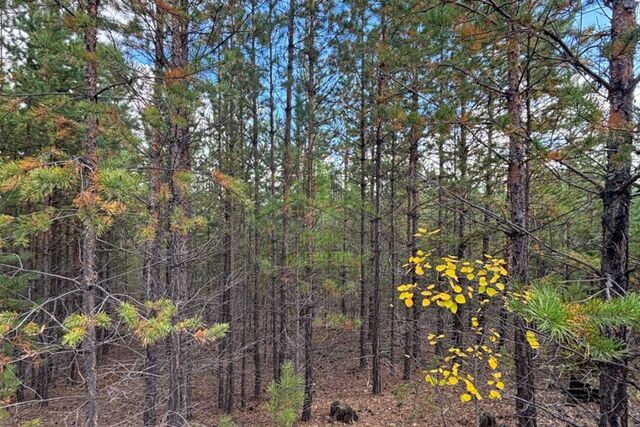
xmin=330 ymin=401 xmax=358 ymax=424
xmin=479 ymin=413 xmax=497 ymax=427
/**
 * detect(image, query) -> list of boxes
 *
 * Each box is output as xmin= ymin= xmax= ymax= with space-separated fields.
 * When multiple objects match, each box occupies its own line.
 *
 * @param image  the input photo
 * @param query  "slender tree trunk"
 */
xmin=358 ymin=11 xmax=368 ymax=369
xmin=477 ymin=94 xmax=493 ymax=346
xmin=266 ymin=0 xmax=278 ymax=382
xmin=404 ymin=83 xmax=420 ymax=379
xmin=599 ymin=2 xmax=636 ymax=426
xmin=506 ymin=15 xmax=536 ymax=427
xmin=453 ymin=102 xmax=467 ymax=348
xmin=250 ymin=1 xmax=262 ymax=399
xmin=36 ymin=224 xmax=51 ymax=405
xmin=222 ymin=76 xmax=237 ymax=413
xmin=389 ymin=133 xmax=396 ymax=372
xmin=434 ymin=135 xmax=445 ymax=357
xmin=301 ymin=0 xmax=316 ymax=418
xmin=143 ymin=7 xmax=165 ymax=424
xmin=81 ymin=0 xmax=100 ymax=423
xmin=371 ymin=17 xmax=386 ymax=395
xmin=340 ymin=147 xmax=350 ymax=316
xmin=167 ymin=0 xmax=191 ymax=422
xmin=278 ymin=0 xmax=295 ymax=374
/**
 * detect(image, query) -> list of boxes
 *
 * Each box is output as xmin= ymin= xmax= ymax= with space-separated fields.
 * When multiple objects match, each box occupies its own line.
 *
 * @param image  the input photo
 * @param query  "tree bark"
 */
xmin=250 ymin=0 xmax=262 ymax=399
xmin=371 ymin=16 xmax=386 ymax=395
xmin=278 ymin=0 xmax=295 ymax=375
xmin=599 ymin=1 xmax=636 ymax=426
xmin=143 ymin=5 xmax=165 ymax=424
xmin=453 ymin=101 xmax=467 ymax=348
xmin=404 ymin=81 xmax=420 ymax=379
xmin=166 ymin=0 xmax=191 ymax=422
xmin=81 ymin=0 xmax=100 ymax=423
xmin=301 ymin=0 xmax=316 ymax=418
xmin=506 ymin=14 xmax=536 ymax=427
xmin=358 ymin=8 xmax=368 ymax=369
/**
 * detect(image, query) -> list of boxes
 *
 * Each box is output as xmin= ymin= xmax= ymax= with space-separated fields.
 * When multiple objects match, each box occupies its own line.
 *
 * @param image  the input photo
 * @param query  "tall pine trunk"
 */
xmin=599 ymin=1 xmax=636 ymax=426
xmin=81 ymin=0 xmax=100 ymax=424
xmin=143 ymin=6 xmax=165 ymax=424
xmin=278 ymin=0 xmax=295 ymax=374
xmin=167 ymin=0 xmax=191 ymax=422
xmin=250 ymin=0 xmax=262 ymax=399
xmin=266 ymin=0 xmax=278 ymax=382
xmin=453 ymin=102 xmax=467 ymax=348
xmin=301 ymin=0 xmax=316 ymax=418
xmin=358 ymin=9 xmax=368 ymax=369
xmin=506 ymin=15 xmax=536 ymax=427
xmin=404 ymin=84 xmax=419 ymax=379
xmin=371 ymin=16 xmax=386 ymax=395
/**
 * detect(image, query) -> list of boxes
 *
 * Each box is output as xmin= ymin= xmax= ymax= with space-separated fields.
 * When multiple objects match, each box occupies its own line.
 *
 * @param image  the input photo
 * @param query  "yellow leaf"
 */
xmin=449 ymin=302 xmax=458 ymax=314
xmin=455 ymin=294 xmax=466 ymax=304
xmin=405 ymin=298 xmax=414 ymax=308
xmin=488 ymin=356 xmax=498 ymax=370
xmin=448 ymin=376 xmax=458 ymax=385
xmin=422 ymin=298 xmax=431 ymax=307
xmin=433 ymin=292 xmax=451 ymax=301
xmin=460 ymin=393 xmax=472 ymax=403
xmin=415 ymin=265 xmax=424 ymax=276
xmin=496 ymin=381 xmax=504 ymax=390
xmin=486 ymin=288 xmax=498 ymax=297
xmin=489 ymin=390 xmax=502 ymax=400
xmin=526 ymin=331 xmax=540 ymax=350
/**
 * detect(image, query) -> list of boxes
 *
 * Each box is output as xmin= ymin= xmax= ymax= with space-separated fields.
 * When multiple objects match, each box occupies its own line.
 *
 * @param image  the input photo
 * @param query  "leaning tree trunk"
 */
xmin=599 ymin=1 xmax=636 ymax=426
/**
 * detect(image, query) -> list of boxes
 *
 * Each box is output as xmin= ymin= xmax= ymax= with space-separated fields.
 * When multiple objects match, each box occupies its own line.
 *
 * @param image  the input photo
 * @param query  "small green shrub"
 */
xmin=217 ymin=415 xmax=237 ymax=427
xmin=267 ymin=361 xmax=305 ymax=427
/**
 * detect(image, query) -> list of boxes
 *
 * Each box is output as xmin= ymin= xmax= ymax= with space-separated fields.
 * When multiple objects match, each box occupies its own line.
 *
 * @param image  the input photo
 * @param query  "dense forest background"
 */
xmin=0 ymin=0 xmax=639 ymax=426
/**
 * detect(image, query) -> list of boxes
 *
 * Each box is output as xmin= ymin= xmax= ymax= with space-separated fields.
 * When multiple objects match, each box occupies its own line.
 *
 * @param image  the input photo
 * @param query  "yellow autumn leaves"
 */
xmin=398 ymin=250 xmax=508 ymax=316
xmin=397 ymin=229 xmax=512 ymax=404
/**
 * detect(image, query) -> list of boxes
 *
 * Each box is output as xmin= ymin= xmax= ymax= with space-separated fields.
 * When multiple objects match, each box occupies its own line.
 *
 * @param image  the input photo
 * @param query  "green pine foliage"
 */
xmin=267 ymin=361 xmax=305 ymax=427
xmin=511 ymin=283 xmax=640 ymax=361
xmin=116 ymin=299 xmax=228 ymax=346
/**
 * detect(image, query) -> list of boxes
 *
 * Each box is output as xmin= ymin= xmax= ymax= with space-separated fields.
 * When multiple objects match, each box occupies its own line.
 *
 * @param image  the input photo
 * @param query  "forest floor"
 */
xmin=6 ymin=324 xmax=619 ymax=427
